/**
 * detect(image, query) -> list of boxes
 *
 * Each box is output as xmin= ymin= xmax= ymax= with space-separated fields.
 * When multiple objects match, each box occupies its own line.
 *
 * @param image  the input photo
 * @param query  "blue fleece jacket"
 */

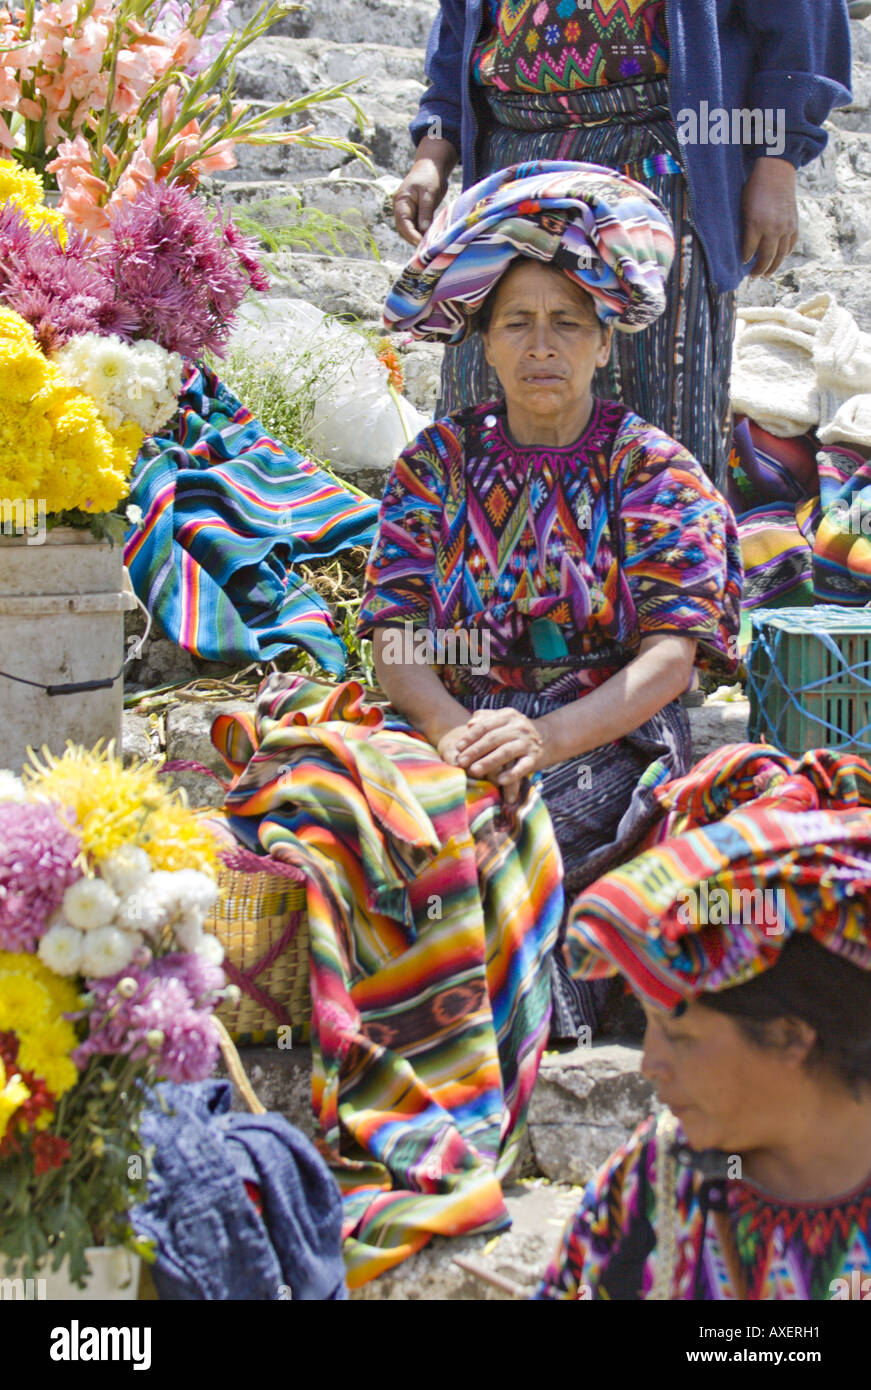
xmin=409 ymin=0 xmax=853 ymax=292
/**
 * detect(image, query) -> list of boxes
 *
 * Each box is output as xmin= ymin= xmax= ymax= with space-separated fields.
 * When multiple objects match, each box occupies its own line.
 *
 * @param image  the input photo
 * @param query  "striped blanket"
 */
xmin=729 ymin=422 xmax=871 ymax=616
xmin=211 ymin=673 xmax=564 ymax=1286
xmin=125 ymin=365 xmax=379 ymax=675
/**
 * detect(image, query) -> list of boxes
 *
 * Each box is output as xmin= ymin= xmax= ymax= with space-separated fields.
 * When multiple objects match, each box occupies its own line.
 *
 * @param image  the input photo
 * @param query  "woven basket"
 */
xmin=205 ymin=842 xmax=311 ymax=1043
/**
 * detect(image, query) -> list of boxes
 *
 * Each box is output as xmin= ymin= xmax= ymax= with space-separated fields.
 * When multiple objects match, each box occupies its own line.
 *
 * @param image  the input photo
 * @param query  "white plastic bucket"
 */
xmin=4 ymin=1247 xmax=142 ymax=1300
xmin=0 ymin=528 xmax=136 ymax=773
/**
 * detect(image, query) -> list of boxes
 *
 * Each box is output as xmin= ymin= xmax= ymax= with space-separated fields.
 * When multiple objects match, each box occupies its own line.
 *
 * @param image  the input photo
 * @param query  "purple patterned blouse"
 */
xmin=357 ymin=398 xmax=741 ymax=699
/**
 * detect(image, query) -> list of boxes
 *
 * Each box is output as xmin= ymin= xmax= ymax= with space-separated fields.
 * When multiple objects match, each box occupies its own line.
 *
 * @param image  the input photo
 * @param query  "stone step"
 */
xmin=226 ymin=36 xmax=426 ymax=182
xmin=229 ymin=0 xmax=437 ymax=51
xmin=214 ymin=1039 xmax=649 ymax=1296
xmin=217 ymin=173 xmax=410 ymax=263
xmin=349 ymin=1180 xmax=582 ymax=1299
xmin=221 ymin=1039 xmax=650 ymax=1185
xmin=265 ymin=248 xmax=404 ymax=324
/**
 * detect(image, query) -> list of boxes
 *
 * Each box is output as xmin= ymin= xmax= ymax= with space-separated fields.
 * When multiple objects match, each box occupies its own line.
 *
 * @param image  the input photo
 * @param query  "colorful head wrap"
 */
xmin=563 ymin=744 xmax=871 ymax=1012
xmin=383 ymin=161 xmax=676 ymax=343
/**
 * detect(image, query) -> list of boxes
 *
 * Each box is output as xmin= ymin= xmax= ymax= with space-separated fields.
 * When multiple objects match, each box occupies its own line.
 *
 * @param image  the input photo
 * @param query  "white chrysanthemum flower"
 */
xmin=54 ymin=334 xmax=182 ymax=436
xmin=0 ymin=769 xmax=27 ymax=803
xmin=81 ymin=926 xmax=135 ymax=979
xmin=63 ymin=877 xmax=120 ymax=931
xmin=149 ymin=869 xmax=218 ymax=926
xmin=99 ymin=845 xmax=152 ymax=898
xmin=194 ymin=934 xmax=225 ymax=967
xmin=114 ymin=887 xmax=168 ymax=939
xmin=38 ymin=924 xmax=85 ymax=976
xmin=173 ymin=913 xmax=203 ymax=952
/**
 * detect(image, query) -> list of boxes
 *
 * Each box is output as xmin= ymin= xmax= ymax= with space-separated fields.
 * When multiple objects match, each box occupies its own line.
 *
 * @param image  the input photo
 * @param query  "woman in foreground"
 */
xmin=360 ymin=161 xmax=741 ymax=1037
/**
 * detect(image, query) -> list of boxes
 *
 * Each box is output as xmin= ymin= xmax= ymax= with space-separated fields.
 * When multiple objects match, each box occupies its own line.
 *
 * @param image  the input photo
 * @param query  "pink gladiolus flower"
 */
xmin=16 ymin=97 xmax=43 ymax=120
xmin=114 ymin=145 xmax=156 ymax=203
xmin=196 ymin=140 xmax=237 ymax=174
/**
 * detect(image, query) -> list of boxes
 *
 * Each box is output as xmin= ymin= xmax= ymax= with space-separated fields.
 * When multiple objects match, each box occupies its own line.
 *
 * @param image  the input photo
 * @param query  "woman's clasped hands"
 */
xmin=437 ymin=707 xmax=551 ymax=805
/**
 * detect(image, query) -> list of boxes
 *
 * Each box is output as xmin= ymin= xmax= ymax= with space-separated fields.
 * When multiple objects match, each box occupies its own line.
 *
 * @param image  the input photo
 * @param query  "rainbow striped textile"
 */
xmin=211 ymin=673 xmax=564 ymax=1286
xmin=124 ymin=365 xmax=379 ymax=675
xmin=564 ymin=742 xmax=871 ymax=1010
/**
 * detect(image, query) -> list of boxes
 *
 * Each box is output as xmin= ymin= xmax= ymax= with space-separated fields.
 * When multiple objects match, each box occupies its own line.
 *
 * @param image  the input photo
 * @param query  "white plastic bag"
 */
xmin=230 ymin=297 xmax=431 ymax=470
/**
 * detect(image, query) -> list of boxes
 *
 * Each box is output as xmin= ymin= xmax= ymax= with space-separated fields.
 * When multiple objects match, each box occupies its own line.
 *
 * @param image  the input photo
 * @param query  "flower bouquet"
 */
xmin=0 ymin=743 xmax=234 ymax=1288
xmin=0 ymin=0 xmax=366 ymax=233
xmin=0 ymin=156 xmax=266 ymax=538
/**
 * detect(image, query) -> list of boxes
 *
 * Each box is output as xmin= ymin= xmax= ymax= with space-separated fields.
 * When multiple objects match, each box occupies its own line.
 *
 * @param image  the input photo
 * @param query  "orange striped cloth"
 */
xmin=211 ymin=673 xmax=564 ymax=1286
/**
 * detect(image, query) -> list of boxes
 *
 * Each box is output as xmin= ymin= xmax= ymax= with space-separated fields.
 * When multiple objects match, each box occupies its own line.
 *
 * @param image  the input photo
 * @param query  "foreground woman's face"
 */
xmin=481 ymin=261 xmax=612 ymax=431
xmin=639 ymin=999 xmax=808 ymax=1156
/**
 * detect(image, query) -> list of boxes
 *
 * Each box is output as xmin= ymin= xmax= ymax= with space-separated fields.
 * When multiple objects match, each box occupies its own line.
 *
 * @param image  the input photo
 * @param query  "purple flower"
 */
xmin=3 ymin=231 xmax=136 ymax=351
xmin=0 ymin=204 xmax=39 ymax=295
xmin=0 ymin=803 xmax=82 ymax=952
xmin=73 ymin=957 xmax=221 ymax=1081
xmin=101 ymin=182 xmax=268 ymax=358
xmin=153 ymin=951 xmax=225 ymax=1006
xmin=159 ymin=1010 xmax=220 ymax=1082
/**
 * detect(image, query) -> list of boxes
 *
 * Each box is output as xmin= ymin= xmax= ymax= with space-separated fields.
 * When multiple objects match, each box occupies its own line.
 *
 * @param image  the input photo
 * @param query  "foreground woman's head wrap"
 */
xmin=564 ymin=744 xmax=871 ymax=1013
xmin=384 ymin=160 xmax=676 ymax=342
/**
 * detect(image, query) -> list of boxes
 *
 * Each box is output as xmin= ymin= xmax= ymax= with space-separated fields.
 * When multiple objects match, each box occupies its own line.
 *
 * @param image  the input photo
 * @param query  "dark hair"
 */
xmin=698 ymin=934 xmax=871 ymax=1096
xmin=473 ymin=260 xmax=607 ymax=337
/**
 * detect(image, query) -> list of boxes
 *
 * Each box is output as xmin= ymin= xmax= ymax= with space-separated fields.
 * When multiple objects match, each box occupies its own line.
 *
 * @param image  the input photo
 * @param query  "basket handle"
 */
xmin=214 ymin=1015 xmax=266 ymax=1115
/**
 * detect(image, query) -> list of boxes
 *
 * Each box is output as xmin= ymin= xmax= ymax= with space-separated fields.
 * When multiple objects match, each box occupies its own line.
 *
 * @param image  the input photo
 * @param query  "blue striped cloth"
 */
xmin=124 ymin=365 xmax=379 ymax=675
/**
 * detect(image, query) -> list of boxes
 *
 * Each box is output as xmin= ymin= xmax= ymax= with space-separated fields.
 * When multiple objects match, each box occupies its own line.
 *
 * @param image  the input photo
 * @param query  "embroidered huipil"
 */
xmin=535 ymin=1113 xmax=871 ymax=1300
xmin=357 ymin=398 xmax=741 ymax=698
xmin=472 ymin=0 xmax=669 ymax=94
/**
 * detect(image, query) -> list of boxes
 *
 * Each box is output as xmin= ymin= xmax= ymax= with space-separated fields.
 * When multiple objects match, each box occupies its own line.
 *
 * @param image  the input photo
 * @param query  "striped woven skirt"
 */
xmin=459 ymin=681 xmax=692 ymax=1039
xmin=440 ymin=78 xmax=737 ymax=491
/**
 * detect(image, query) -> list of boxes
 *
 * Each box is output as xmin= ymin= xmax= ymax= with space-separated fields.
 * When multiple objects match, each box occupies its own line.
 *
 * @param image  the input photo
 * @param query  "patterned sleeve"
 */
xmin=356 ymin=423 xmax=450 ymax=637
xmin=618 ymin=427 xmax=743 ymax=676
xmin=533 ymin=1117 xmax=656 ymax=1301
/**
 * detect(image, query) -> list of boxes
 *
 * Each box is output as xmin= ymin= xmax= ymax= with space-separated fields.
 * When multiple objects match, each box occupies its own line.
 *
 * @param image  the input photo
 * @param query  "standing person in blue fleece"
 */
xmin=392 ymin=0 xmax=853 ymax=492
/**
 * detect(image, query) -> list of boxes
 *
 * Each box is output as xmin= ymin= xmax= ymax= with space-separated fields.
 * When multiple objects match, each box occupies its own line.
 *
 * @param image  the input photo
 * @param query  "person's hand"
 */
xmin=741 ymin=156 xmax=799 ymax=278
xmin=393 ymin=136 xmax=456 ymax=246
xmin=436 ymin=721 xmax=474 ymax=767
xmin=450 ymin=707 xmax=550 ymax=804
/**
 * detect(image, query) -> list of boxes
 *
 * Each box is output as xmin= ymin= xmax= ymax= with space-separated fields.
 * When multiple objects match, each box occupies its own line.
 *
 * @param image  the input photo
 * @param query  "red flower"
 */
xmin=0 ymin=1030 xmax=18 ymax=1068
xmin=32 ymin=1133 xmax=71 ymax=1176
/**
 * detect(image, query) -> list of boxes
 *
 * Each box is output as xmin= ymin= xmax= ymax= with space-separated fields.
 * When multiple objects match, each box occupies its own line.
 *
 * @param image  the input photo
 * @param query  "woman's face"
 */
xmin=481 ymin=260 xmax=613 ymax=435
xmin=639 ymin=999 xmax=812 ymax=1155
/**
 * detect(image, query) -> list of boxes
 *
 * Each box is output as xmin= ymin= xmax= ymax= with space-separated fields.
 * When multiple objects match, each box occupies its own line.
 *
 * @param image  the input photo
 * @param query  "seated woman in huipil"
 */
xmin=357 ymin=162 xmax=742 ymax=1039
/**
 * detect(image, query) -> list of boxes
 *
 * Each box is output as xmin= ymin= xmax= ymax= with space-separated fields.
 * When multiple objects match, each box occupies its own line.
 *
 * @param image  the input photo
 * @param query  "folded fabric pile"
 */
xmin=125 ymin=364 xmax=379 ymax=676
xmin=131 ymin=1080 xmax=348 ymax=1300
xmin=730 ymin=294 xmax=871 ymax=441
xmin=728 ymin=295 xmax=871 ymax=616
xmin=210 ymin=672 xmax=563 ymax=1287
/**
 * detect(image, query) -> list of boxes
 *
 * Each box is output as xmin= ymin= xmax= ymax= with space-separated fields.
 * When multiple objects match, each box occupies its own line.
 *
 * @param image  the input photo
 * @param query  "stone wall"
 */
xmin=214 ymin=0 xmax=871 ymax=420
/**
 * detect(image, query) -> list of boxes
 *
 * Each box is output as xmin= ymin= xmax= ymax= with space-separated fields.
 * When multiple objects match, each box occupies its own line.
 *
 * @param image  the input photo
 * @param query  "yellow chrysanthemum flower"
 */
xmin=0 ymin=952 xmax=81 ymax=1021
xmin=0 ymin=158 xmax=44 ymax=209
xmin=141 ymin=801 xmax=221 ymax=875
xmin=25 ymin=744 xmax=220 ymax=875
xmin=0 ymin=337 xmax=49 ymax=405
xmin=0 ymin=955 xmax=80 ymax=1124
xmin=0 ymin=306 xmax=39 ymax=345
xmin=30 ymin=359 xmax=70 ymax=413
xmin=0 ymin=972 xmax=51 ymax=1034
xmin=17 ymin=1036 xmax=77 ymax=1098
xmin=0 ymin=159 xmax=66 ymax=243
